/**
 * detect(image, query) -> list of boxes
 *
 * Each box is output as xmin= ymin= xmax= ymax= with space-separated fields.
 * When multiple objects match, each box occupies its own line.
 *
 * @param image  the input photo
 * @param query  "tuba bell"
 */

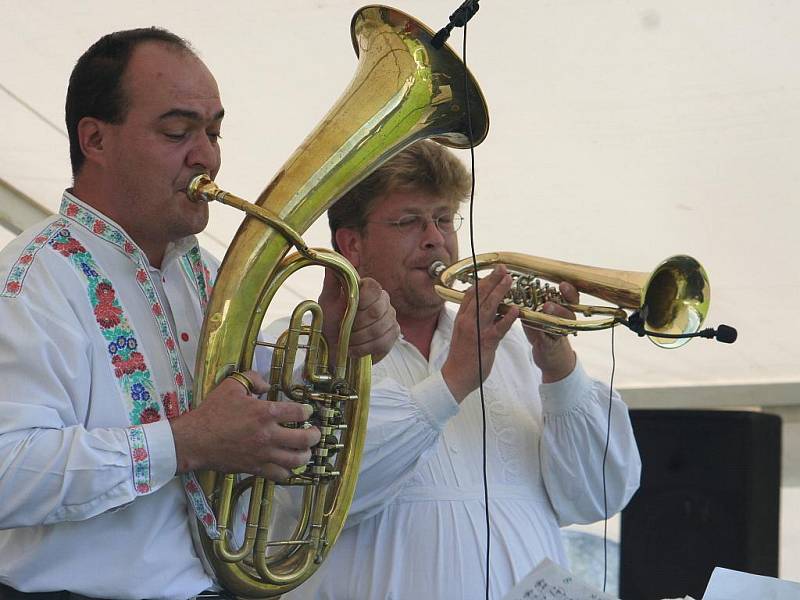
xmin=186 ymin=5 xmax=488 ymax=598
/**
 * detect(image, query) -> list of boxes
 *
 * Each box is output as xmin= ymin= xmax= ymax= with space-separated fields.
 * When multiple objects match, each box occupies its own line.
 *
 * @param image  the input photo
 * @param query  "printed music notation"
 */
xmin=502 ymin=559 xmax=619 ymax=600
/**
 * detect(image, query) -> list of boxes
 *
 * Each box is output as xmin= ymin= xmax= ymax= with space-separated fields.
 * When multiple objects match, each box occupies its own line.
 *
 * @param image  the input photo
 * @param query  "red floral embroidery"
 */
xmin=203 ymin=264 xmax=213 ymax=292
xmin=202 ymin=513 xmax=214 ymax=526
xmin=140 ymin=408 xmax=161 ymax=423
xmin=53 ymin=237 xmax=85 ymax=256
xmin=136 ymin=269 xmax=148 ymax=283
xmin=94 ymin=303 xmax=122 ymax=328
xmin=151 ymin=303 xmax=162 ymax=316
xmin=186 ymin=479 xmax=200 ymax=494
xmin=18 ymin=254 xmax=33 ymax=265
xmin=162 ymin=392 xmax=179 ymax=419
xmin=5 ymin=282 xmax=20 ymax=294
xmin=95 ymin=282 xmax=115 ymax=303
xmin=136 ymin=483 xmax=151 ymax=494
xmin=165 ymin=337 xmax=175 ymax=351
xmin=94 ymin=282 xmax=122 ymax=328
xmin=112 ymin=352 xmax=147 ymax=378
xmin=92 ymin=220 xmax=106 ymax=235
xmin=33 ymin=236 xmax=48 ymax=244
xmin=66 ymin=203 xmax=79 ymax=217
xmin=132 ymin=447 xmax=149 ymax=462
xmin=123 ymin=241 xmax=135 ymax=255
xmin=175 ymin=372 xmax=184 ymax=387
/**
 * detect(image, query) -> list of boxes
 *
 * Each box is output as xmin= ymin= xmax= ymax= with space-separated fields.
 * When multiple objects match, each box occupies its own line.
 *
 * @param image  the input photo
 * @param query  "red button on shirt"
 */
xmin=181 ymin=332 xmax=190 ymax=342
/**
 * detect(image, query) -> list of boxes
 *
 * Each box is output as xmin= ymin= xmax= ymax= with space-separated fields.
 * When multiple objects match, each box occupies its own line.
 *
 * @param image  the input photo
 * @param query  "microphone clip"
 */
xmin=625 ymin=311 xmax=647 ymax=337
xmin=431 ymin=0 xmax=481 ymax=49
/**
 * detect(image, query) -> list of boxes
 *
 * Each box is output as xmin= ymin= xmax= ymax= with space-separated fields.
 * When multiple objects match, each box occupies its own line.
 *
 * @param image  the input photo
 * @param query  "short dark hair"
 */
xmin=65 ymin=27 xmax=194 ymax=176
xmin=328 ymin=140 xmax=471 ymax=251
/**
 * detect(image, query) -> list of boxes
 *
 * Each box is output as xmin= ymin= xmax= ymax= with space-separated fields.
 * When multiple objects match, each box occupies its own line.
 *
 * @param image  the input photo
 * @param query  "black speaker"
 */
xmin=619 ymin=409 xmax=781 ymax=600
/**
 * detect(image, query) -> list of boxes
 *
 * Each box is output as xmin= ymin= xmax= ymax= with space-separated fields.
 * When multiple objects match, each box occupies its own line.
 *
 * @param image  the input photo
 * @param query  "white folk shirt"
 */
xmin=280 ymin=307 xmax=642 ymax=600
xmin=0 ymin=192 xmax=217 ymax=599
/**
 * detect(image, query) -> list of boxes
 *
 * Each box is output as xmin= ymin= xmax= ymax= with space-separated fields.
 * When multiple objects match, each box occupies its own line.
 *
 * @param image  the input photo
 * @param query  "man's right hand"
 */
xmin=440 ymin=265 xmax=518 ymax=403
xmin=170 ymin=370 xmax=321 ymax=481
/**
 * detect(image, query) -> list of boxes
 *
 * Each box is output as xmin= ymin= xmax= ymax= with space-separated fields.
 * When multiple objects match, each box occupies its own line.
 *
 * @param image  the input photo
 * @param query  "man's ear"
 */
xmin=334 ymin=227 xmax=363 ymax=268
xmin=76 ymin=117 xmax=109 ymax=167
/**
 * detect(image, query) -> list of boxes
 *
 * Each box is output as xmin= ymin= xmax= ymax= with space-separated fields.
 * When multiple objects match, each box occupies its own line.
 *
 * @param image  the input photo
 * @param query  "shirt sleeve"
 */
xmin=0 ymin=296 xmax=177 ymax=529
xmin=343 ymin=370 xmax=460 ymax=525
xmin=539 ymin=360 xmax=642 ymax=526
xmin=272 ymin=368 xmax=460 ymax=529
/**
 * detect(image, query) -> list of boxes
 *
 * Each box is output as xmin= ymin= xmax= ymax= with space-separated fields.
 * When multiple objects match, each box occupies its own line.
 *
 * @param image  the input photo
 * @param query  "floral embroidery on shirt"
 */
xmin=59 ymin=194 xmax=220 ymax=535
xmin=1 ymin=219 xmax=68 ymax=298
xmin=61 ymin=196 xmax=139 ymax=260
xmin=179 ymin=245 xmax=212 ymax=312
xmin=125 ymin=425 xmax=152 ymax=494
xmin=184 ymin=477 xmax=217 ymax=529
xmin=60 ymin=196 xmax=191 ymax=416
xmin=162 ymin=391 xmax=180 ymax=420
xmin=49 ymin=227 xmax=164 ymax=427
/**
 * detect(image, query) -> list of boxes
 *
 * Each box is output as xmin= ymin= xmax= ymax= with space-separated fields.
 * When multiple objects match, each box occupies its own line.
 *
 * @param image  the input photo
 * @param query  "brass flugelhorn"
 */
xmin=186 ymin=5 xmax=488 ymax=598
xmin=430 ymin=252 xmax=711 ymax=348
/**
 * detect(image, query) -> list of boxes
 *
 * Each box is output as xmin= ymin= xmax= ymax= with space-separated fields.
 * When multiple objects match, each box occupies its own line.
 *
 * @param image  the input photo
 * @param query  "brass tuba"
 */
xmin=187 ymin=5 xmax=488 ymax=598
xmin=430 ymin=252 xmax=711 ymax=348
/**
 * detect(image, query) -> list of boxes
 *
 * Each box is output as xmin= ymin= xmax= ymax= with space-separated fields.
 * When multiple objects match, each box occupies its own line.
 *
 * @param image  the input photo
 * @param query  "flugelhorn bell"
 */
xmin=431 ymin=252 xmax=711 ymax=348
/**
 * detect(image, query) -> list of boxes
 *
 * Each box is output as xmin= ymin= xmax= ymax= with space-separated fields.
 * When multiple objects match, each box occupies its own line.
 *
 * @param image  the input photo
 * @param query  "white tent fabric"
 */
xmin=1 ymin=0 xmax=799 ymax=582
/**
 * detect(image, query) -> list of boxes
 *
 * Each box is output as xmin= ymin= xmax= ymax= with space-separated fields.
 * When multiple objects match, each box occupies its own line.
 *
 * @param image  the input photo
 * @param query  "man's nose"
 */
xmin=420 ymin=218 xmax=446 ymax=247
xmin=186 ymin=134 xmax=220 ymax=174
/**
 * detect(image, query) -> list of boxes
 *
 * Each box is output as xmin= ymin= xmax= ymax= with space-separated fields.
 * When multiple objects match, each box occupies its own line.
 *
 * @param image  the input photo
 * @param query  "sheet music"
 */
xmin=501 ymin=559 xmax=619 ymax=600
xmin=703 ymin=567 xmax=800 ymax=599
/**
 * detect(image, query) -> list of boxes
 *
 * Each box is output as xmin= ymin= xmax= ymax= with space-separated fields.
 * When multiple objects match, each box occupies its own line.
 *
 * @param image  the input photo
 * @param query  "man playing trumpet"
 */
xmin=280 ymin=140 xmax=642 ymax=600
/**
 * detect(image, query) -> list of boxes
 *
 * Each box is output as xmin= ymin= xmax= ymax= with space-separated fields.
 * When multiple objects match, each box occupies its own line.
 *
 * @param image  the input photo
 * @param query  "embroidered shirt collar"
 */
xmin=60 ymin=191 xmax=199 ymax=269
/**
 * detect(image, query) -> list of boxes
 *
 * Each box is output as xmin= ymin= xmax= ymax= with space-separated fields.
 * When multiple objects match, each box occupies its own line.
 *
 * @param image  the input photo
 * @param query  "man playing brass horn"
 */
xmin=277 ymin=141 xmax=642 ymax=600
xmin=0 ymin=28 xmax=397 ymax=599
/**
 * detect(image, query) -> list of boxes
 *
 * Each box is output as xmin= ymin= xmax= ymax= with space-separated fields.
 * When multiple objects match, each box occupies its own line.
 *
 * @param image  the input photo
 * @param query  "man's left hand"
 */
xmin=318 ymin=268 xmax=399 ymax=365
xmin=522 ymin=281 xmax=578 ymax=383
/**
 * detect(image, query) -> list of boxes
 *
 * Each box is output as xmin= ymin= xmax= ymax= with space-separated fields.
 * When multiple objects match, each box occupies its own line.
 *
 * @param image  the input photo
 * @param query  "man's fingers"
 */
xmin=320 ymin=267 xmax=344 ymax=298
xmin=493 ymin=304 xmax=519 ymax=338
xmin=240 ymin=369 xmax=270 ymax=395
xmin=541 ymin=301 xmax=576 ymax=321
xmin=558 ymin=281 xmax=579 ymax=304
xmin=358 ymin=277 xmax=383 ymax=304
xmin=354 ymin=287 xmax=393 ymax=327
xmin=263 ymin=446 xmax=313 ymax=473
xmin=262 ymin=464 xmax=292 ymax=482
xmin=266 ymin=400 xmax=314 ymax=424
xmin=268 ymin=418 xmax=322 ymax=450
xmin=348 ymin=319 xmax=401 ymax=358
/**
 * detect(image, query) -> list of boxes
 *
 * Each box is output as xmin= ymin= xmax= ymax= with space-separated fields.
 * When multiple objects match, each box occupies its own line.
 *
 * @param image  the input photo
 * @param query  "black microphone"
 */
xmin=713 ymin=324 xmax=738 ymax=344
xmin=431 ymin=0 xmax=481 ymax=49
xmin=625 ymin=312 xmax=737 ymax=344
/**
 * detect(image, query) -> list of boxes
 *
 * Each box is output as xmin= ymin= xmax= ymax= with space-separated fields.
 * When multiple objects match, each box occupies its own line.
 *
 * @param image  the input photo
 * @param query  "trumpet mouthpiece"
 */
xmin=429 ymin=261 xmax=447 ymax=280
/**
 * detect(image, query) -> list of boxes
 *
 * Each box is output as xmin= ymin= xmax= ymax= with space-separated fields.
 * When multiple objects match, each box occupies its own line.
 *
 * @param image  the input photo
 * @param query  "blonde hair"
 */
xmin=328 ymin=140 xmax=471 ymax=250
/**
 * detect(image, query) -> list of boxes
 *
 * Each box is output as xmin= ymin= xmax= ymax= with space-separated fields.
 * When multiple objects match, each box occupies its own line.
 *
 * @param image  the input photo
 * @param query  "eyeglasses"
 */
xmin=367 ymin=212 xmax=464 ymax=234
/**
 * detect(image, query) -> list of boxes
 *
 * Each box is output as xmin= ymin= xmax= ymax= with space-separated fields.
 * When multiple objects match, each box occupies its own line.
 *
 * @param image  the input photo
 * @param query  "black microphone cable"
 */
xmin=602 ymin=326 xmax=616 ymax=593
xmin=458 ymin=21 xmax=493 ymax=600
xmin=432 ymin=3 xmax=489 ymax=597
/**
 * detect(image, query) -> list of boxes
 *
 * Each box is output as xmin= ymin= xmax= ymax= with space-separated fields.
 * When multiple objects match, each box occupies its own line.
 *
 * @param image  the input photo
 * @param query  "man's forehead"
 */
xmin=124 ymin=41 xmax=221 ymax=111
xmin=374 ymin=189 xmax=458 ymax=214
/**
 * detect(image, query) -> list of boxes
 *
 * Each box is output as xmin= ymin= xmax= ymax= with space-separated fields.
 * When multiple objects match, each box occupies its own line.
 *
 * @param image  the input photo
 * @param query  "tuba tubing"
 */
xmin=189 ymin=5 xmax=489 ymax=597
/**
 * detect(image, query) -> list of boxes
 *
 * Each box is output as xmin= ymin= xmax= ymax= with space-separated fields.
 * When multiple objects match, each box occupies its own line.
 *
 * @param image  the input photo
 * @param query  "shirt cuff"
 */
xmin=411 ymin=370 xmax=460 ymax=430
xmin=539 ymin=359 xmax=594 ymax=416
xmin=125 ymin=419 xmax=177 ymax=496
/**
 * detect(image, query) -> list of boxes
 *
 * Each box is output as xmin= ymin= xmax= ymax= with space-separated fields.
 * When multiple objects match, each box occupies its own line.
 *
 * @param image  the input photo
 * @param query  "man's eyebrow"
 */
xmin=157 ymin=108 xmax=225 ymax=122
